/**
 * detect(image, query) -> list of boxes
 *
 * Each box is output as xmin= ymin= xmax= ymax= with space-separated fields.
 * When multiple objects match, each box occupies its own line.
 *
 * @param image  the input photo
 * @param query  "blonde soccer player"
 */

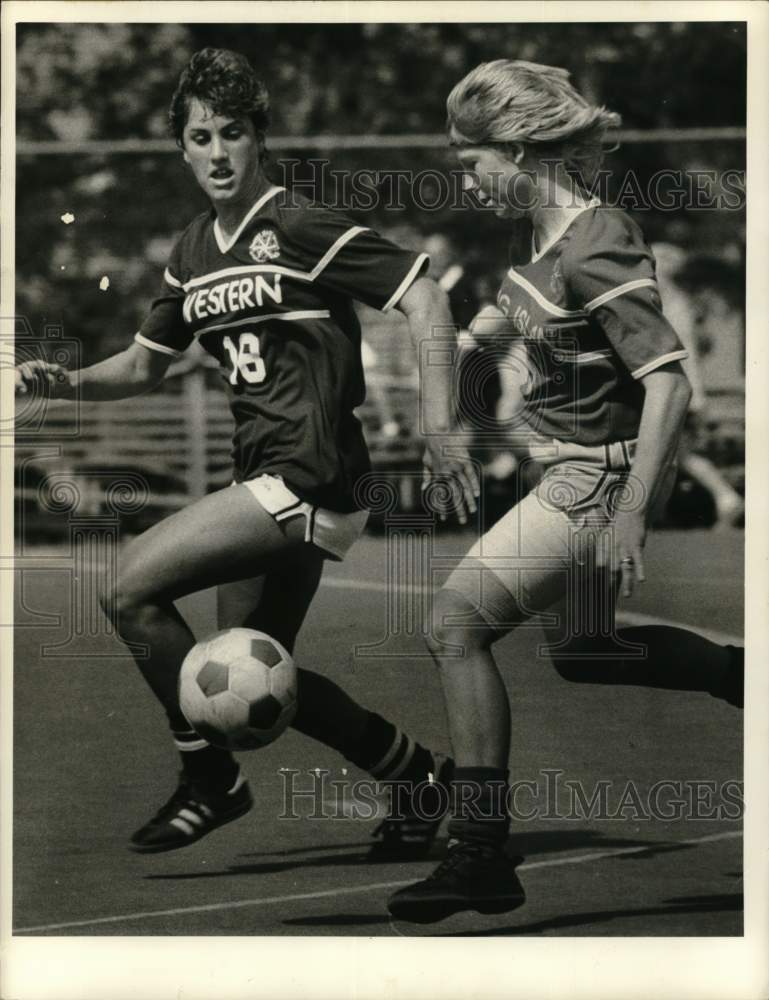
xmin=389 ymin=60 xmax=743 ymax=923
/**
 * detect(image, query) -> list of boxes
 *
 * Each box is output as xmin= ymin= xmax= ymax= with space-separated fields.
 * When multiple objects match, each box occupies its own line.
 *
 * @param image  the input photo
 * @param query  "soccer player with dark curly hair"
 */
xmin=16 ymin=48 xmax=475 ymax=855
xmin=387 ymin=59 xmax=744 ymax=924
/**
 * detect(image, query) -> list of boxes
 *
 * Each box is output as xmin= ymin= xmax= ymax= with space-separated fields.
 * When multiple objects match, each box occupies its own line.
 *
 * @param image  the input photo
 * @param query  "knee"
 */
xmin=426 ymin=588 xmax=494 ymax=659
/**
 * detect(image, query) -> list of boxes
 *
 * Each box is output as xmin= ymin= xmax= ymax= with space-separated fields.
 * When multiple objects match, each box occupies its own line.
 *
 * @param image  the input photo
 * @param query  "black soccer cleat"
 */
xmin=387 ymin=840 xmax=526 ymax=923
xmin=129 ymin=769 xmax=253 ymax=853
xmin=367 ymin=757 xmax=453 ymax=862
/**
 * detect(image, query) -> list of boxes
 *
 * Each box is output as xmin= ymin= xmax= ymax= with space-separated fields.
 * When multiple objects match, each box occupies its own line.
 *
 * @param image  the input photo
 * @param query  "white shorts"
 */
xmin=443 ymin=440 xmax=673 ymax=629
xmin=238 ymin=474 xmax=369 ymax=561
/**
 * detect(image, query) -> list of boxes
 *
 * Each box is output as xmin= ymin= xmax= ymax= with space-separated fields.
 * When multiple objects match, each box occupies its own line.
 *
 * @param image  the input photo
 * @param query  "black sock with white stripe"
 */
xmin=447 ymin=766 xmax=510 ymax=847
xmin=345 ymin=712 xmax=434 ymax=785
xmin=173 ymin=727 xmax=239 ymax=788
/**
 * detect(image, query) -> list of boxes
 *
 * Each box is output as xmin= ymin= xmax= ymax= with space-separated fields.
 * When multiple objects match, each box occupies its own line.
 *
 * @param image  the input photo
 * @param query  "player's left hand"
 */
xmin=422 ymin=437 xmax=480 ymax=525
xmin=611 ymin=509 xmax=647 ymax=598
xmin=15 ymin=359 xmax=72 ymax=398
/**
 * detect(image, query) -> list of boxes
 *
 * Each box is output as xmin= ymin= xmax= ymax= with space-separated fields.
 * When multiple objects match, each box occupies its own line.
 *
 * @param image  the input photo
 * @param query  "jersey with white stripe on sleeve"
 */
xmin=135 ymin=185 xmax=429 ymax=510
xmin=494 ymin=205 xmax=687 ymax=445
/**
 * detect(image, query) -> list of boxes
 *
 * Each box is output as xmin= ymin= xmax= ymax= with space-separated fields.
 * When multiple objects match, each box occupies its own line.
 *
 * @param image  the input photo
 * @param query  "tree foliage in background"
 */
xmin=16 ymin=21 xmax=746 ymax=360
xmin=17 ymin=21 xmax=746 ymax=139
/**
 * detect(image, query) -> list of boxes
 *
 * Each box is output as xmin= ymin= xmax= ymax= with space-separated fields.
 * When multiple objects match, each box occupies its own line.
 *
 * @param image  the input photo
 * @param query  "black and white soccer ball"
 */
xmin=179 ymin=628 xmax=297 ymax=750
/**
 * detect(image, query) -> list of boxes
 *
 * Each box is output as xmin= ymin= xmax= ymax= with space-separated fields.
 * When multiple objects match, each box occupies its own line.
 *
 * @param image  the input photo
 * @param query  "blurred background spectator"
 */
xmin=653 ymin=242 xmax=744 ymax=528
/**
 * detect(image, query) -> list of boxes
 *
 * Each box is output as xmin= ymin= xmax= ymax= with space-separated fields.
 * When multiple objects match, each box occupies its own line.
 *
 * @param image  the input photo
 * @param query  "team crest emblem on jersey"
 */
xmin=550 ymin=259 xmax=565 ymax=299
xmin=249 ymin=230 xmax=281 ymax=263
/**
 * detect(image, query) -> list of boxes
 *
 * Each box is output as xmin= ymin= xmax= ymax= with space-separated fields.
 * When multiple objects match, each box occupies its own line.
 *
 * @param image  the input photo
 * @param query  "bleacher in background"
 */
xmin=15 ymin=344 xmax=744 ymax=540
xmin=14 ymin=345 xmax=426 ymax=538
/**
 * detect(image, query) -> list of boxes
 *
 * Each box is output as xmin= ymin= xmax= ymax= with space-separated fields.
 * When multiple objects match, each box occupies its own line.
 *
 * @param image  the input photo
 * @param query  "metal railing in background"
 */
xmin=14 ymin=356 xmax=423 ymax=535
xmin=15 ymin=128 xmax=747 ymax=157
xmin=14 ymin=358 xmax=744 ymax=537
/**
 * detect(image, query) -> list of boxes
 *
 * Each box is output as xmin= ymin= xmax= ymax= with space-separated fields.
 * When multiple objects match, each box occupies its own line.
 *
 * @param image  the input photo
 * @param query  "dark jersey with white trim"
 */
xmin=136 ymin=186 xmax=428 ymax=510
xmin=492 ymin=205 xmax=687 ymax=444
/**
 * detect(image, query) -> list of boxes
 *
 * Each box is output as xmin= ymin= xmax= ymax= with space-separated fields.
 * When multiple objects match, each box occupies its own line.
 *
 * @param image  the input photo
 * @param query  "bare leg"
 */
xmin=103 ymin=486 xmax=322 ymax=850
xmin=427 ymin=585 xmax=512 ymax=768
xmin=100 ymin=484 xmax=308 ymax=720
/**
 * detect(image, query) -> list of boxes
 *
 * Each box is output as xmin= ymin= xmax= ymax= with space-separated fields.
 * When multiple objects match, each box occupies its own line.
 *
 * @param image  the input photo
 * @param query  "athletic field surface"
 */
xmin=12 ymin=526 xmax=743 ymax=937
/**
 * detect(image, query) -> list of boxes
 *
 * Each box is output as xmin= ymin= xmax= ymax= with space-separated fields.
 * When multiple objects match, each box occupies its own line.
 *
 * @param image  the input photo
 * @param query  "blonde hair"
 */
xmin=447 ymin=60 xmax=621 ymax=183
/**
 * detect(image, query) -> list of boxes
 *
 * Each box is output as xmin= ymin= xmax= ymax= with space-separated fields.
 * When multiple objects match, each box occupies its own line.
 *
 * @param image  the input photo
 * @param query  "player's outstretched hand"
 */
xmin=15 ymin=360 xmax=73 ymax=399
xmin=422 ymin=437 xmax=480 ymax=525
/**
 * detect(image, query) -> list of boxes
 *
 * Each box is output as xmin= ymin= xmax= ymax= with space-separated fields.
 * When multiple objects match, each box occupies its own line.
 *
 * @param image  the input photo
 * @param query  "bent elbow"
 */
xmin=397 ymin=276 xmax=449 ymax=317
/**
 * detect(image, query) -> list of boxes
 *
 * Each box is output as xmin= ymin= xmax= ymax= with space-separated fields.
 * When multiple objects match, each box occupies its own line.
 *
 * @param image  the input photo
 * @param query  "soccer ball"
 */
xmin=179 ymin=628 xmax=297 ymax=750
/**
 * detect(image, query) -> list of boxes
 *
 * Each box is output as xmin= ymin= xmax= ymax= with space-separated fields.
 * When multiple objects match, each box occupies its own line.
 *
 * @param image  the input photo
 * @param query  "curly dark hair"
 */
xmin=169 ymin=48 xmax=271 ymax=147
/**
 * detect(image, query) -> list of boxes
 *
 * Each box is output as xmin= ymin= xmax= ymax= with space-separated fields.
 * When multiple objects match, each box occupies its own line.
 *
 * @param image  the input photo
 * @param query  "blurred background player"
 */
xmin=389 ymin=59 xmax=743 ymax=924
xmin=423 ymin=232 xmax=527 ymax=493
xmin=16 ymin=48 xmax=479 ymax=858
xmin=652 ymin=242 xmax=744 ymax=528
